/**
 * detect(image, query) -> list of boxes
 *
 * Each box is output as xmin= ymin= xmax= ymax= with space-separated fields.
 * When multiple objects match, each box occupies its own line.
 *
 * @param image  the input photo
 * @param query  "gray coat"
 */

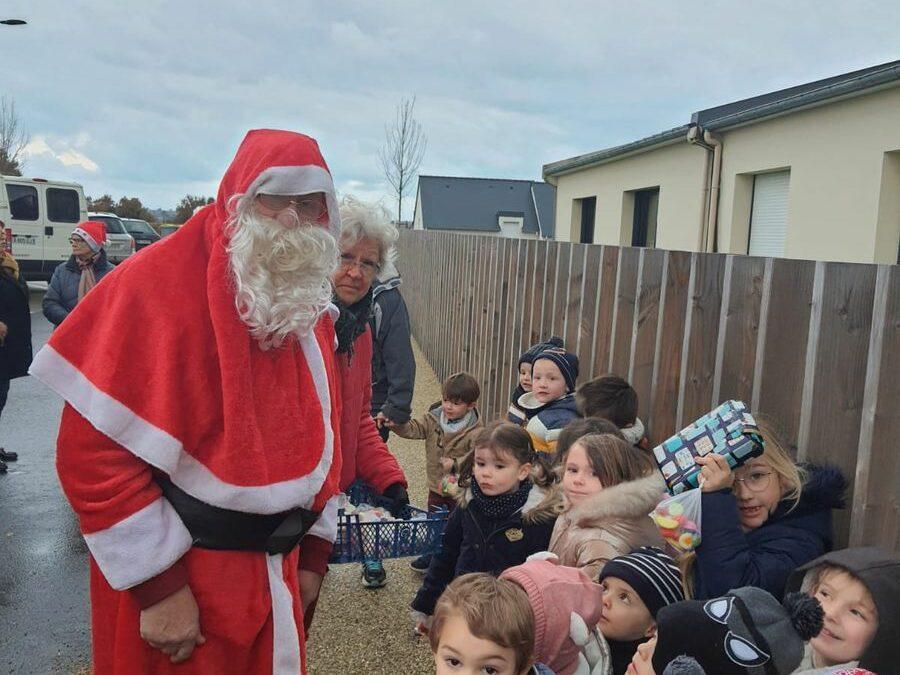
xmin=43 ymin=251 xmax=115 ymax=326
xmin=370 ymin=264 xmax=415 ymax=425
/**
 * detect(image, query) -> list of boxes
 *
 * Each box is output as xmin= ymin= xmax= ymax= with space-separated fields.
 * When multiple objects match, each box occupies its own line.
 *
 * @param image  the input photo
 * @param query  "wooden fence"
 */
xmin=396 ymin=230 xmax=899 ymax=551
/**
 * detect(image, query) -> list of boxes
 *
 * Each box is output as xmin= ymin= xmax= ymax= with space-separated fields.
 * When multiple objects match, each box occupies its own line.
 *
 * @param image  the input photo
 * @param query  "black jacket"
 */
xmin=0 ymin=268 xmax=33 ymax=380
xmin=788 ymin=546 xmax=900 ymax=675
xmin=411 ymin=483 xmax=562 ymax=616
xmin=694 ymin=464 xmax=846 ymax=599
xmin=370 ymin=267 xmax=415 ymax=425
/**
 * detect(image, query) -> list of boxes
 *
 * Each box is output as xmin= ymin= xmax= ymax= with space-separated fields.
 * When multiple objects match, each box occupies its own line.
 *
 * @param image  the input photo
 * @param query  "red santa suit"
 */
xmin=30 ymin=129 xmax=344 ymax=674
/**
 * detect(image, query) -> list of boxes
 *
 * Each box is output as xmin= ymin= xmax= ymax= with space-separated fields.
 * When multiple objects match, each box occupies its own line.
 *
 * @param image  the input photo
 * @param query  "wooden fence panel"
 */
xmin=565 ymin=244 xmax=587 ymax=363
xmin=649 ymin=250 xmax=692 ymax=442
xmin=629 ymin=248 xmax=665 ymax=434
xmin=580 ymin=245 xmax=604 ymax=378
xmin=592 ymin=246 xmax=619 ymax=377
xmin=539 ymin=241 xmax=559 ymax=343
xmin=529 ymin=242 xmax=548 ymax=345
xmin=611 ymin=247 xmax=640 ymax=376
xmin=510 ymin=240 xmax=530 ymax=387
xmin=491 ymin=240 xmax=513 ymax=418
xmin=552 ymin=243 xmax=572 ymax=339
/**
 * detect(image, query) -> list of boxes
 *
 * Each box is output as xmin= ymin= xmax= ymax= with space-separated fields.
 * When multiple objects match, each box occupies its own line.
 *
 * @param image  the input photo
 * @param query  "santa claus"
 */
xmin=29 ymin=129 xmax=344 ymax=674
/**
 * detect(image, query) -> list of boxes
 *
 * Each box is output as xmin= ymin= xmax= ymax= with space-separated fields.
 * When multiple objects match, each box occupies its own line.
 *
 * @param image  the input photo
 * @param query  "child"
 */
xmin=515 ymin=346 xmax=581 ymax=455
xmin=628 ymin=586 xmax=824 ymax=675
xmin=411 ymin=421 xmax=562 ymax=623
xmin=509 ymin=336 xmax=564 ymax=426
xmin=390 ymin=372 xmax=483 ymax=572
xmin=575 ymin=375 xmax=648 ymax=450
xmin=429 ymin=572 xmax=552 ymax=675
xmin=550 ymin=433 xmax=664 ymax=579
xmin=554 ymin=417 xmax=626 ymax=468
xmin=787 ymin=547 xmax=899 ymax=674
xmin=596 ymin=547 xmax=684 ymax=675
xmin=500 ymin=558 xmax=605 ymax=675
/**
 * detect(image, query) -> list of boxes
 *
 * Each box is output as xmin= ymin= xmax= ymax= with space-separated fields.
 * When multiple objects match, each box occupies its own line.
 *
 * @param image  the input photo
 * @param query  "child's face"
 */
xmin=627 ymin=635 xmax=657 ymax=675
xmin=474 ymin=446 xmax=531 ymax=496
xmin=810 ymin=568 xmax=878 ymax=667
xmin=434 ymin=613 xmax=524 ymax=675
xmin=518 ymin=363 xmax=533 ymax=391
xmin=531 ymin=359 xmax=568 ymax=403
xmin=562 ymin=442 xmax=604 ymax=506
xmin=599 ymin=576 xmax=656 ymax=642
xmin=442 ymin=398 xmax=474 ymax=421
xmin=732 ymin=457 xmax=784 ymax=531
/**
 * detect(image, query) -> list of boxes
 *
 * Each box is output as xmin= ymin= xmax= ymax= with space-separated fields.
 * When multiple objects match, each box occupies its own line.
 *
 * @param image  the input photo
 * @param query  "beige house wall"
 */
xmin=552 ymin=141 xmax=707 ymax=251
xmin=716 ymin=85 xmax=900 ymax=263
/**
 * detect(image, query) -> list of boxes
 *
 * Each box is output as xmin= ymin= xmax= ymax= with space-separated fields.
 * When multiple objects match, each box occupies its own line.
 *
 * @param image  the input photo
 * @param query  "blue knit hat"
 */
xmin=519 ymin=336 xmax=564 ymax=367
xmin=534 ymin=346 xmax=579 ymax=392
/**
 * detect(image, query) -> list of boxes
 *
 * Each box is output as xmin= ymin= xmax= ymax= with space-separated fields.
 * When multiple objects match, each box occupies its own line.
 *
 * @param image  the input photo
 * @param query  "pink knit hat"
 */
xmin=500 ymin=560 xmax=603 ymax=675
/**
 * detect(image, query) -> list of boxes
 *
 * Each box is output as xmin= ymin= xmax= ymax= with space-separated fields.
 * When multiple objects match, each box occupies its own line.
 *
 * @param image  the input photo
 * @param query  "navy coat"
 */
xmin=43 ymin=251 xmax=115 ymax=326
xmin=411 ymin=483 xmax=562 ymax=616
xmin=0 ymin=268 xmax=32 ymax=380
xmin=693 ymin=464 xmax=846 ymax=599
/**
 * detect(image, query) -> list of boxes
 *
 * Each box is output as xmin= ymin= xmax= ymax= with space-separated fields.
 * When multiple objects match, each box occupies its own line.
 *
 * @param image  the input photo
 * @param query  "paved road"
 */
xmin=0 ymin=290 xmax=91 ymax=673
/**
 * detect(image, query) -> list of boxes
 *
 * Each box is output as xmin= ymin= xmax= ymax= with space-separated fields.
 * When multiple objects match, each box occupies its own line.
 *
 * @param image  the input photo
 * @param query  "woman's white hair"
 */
xmin=338 ymin=195 xmax=398 ymax=267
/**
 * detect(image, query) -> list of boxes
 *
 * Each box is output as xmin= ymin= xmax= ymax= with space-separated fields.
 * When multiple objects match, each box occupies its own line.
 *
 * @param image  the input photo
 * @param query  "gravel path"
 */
xmin=306 ymin=338 xmax=441 ymax=675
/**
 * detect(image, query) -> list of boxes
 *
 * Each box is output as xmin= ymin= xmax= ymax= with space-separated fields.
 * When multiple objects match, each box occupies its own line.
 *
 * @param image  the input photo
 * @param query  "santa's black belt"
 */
xmin=156 ymin=476 xmax=320 ymax=555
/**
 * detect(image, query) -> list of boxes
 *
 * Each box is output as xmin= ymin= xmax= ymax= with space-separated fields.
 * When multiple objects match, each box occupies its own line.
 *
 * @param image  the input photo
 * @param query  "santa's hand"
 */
xmin=140 ymin=585 xmax=205 ymax=663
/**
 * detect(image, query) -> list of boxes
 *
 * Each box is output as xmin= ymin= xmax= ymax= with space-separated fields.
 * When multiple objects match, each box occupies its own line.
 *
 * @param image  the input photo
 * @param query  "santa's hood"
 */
xmin=29 ymin=129 xmax=344 ymax=516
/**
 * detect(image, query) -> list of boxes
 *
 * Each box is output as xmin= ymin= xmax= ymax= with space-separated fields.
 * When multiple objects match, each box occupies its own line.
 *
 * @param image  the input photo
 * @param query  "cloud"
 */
xmin=23 ymin=135 xmax=99 ymax=172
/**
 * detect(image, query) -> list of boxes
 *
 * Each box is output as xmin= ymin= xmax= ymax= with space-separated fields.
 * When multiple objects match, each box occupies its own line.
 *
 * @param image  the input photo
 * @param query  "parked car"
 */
xmin=1 ymin=174 xmax=88 ymax=281
xmin=87 ymin=212 xmax=135 ymax=264
xmin=159 ymin=223 xmax=181 ymax=237
xmin=121 ymin=218 xmax=161 ymax=250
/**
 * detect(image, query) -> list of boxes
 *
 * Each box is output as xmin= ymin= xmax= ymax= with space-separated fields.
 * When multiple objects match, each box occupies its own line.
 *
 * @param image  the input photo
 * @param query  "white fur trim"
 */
xmin=30 ymin=343 xmax=334 ymax=514
xmin=267 ymin=553 xmax=303 ymax=674
xmin=82 ymin=497 xmax=193 ymax=590
xmin=526 ymin=551 xmax=560 ymax=563
xmin=245 ymin=165 xmax=341 ymax=237
xmin=305 ymin=495 xmax=339 ymax=543
xmin=521 ymin=484 xmax=547 ymax=515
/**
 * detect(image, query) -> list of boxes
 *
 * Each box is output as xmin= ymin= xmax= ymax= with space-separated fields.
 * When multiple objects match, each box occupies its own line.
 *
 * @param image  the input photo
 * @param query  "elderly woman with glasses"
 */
xmin=687 ymin=417 xmax=846 ymax=599
xmin=42 ymin=221 xmax=115 ymax=326
xmin=299 ymin=196 xmax=409 ymax=628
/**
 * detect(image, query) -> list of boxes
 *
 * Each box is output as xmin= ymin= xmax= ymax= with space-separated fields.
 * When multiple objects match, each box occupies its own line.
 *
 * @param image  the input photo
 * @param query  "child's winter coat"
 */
xmin=393 ymin=402 xmax=482 ymax=496
xmin=693 ymin=464 xmax=846 ymax=600
xmin=513 ymin=392 xmax=581 ymax=454
xmin=549 ymin=473 xmax=666 ymax=579
xmin=411 ymin=480 xmax=563 ymax=616
xmin=787 ymin=547 xmax=900 ymax=675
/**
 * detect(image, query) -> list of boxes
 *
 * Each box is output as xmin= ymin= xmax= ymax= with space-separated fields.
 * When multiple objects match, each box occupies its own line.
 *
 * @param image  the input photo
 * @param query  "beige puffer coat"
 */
xmin=549 ymin=473 xmax=666 ymax=579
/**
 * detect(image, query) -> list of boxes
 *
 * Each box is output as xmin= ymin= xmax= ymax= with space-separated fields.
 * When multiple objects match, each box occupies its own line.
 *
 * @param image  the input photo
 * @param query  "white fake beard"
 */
xmin=226 ymin=206 xmax=338 ymax=350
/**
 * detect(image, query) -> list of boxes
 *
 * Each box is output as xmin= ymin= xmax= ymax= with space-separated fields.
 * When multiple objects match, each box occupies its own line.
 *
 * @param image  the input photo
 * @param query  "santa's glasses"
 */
xmin=256 ymin=193 xmax=327 ymax=220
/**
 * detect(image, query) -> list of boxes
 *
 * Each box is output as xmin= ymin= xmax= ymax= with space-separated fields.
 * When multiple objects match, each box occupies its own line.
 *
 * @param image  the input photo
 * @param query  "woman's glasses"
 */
xmin=338 ymin=253 xmax=380 ymax=276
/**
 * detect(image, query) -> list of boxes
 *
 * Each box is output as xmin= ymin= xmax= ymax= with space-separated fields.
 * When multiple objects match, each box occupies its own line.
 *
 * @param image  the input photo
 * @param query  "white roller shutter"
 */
xmin=748 ymin=171 xmax=790 ymax=257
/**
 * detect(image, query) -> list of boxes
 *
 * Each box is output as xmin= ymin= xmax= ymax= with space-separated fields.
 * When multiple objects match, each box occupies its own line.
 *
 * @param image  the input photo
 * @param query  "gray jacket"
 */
xmin=43 ymin=252 xmax=115 ymax=326
xmin=370 ymin=262 xmax=415 ymax=424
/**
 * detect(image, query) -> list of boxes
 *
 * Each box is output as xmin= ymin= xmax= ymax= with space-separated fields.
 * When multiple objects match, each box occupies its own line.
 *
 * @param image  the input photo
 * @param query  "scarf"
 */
xmin=439 ymin=408 xmax=477 ymax=435
xmin=470 ymin=477 xmax=532 ymax=520
xmin=334 ymin=288 xmax=373 ymax=358
xmin=0 ymin=251 xmax=19 ymax=281
xmin=77 ymin=253 xmax=99 ymax=301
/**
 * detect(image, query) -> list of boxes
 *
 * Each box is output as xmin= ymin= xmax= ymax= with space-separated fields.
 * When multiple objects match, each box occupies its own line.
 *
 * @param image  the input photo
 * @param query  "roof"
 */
xmin=415 ymin=175 xmax=556 ymax=237
xmin=544 ymin=59 xmax=900 ymax=177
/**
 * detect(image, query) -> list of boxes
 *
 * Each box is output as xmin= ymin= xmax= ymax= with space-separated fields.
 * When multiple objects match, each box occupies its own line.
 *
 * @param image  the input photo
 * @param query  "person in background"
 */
xmin=516 ymin=346 xmax=581 ymax=455
xmin=553 ymin=417 xmax=626 ymax=468
xmin=691 ymin=418 xmax=846 ymax=599
xmin=509 ymin=336 xmax=564 ymax=426
xmin=0 ymin=228 xmax=32 ymax=472
xmin=370 ymin=244 xmax=415 ymax=442
xmin=575 ymin=375 xmax=649 ymax=450
xmin=42 ymin=221 xmax=115 ymax=326
xmin=299 ymin=196 xmax=409 ymax=608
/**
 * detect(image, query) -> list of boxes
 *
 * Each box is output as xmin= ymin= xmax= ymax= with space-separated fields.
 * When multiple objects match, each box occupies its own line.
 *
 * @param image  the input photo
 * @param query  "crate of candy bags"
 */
xmin=328 ymin=481 xmax=450 ymax=564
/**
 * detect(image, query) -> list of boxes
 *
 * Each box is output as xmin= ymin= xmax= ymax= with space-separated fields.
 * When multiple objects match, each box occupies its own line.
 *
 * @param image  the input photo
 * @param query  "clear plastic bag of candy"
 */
xmin=650 ymin=487 xmax=702 ymax=553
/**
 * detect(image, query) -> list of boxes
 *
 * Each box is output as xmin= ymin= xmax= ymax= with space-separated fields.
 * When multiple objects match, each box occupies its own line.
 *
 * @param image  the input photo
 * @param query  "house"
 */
xmin=543 ymin=60 xmax=900 ymax=264
xmin=412 ymin=175 xmax=556 ymax=238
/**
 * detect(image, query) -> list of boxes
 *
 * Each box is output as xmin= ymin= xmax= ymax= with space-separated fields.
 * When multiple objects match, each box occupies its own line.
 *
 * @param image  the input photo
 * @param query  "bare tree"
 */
xmin=0 ymin=95 xmax=29 ymax=176
xmin=379 ymin=96 xmax=426 ymax=224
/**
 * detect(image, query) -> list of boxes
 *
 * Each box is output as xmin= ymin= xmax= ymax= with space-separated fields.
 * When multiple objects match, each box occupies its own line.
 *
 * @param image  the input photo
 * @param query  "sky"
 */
xmin=2 ymin=1 xmax=898 ymax=218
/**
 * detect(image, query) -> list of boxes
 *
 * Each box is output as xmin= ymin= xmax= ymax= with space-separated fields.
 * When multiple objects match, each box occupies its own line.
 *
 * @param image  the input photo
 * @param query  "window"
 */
xmin=748 ymin=171 xmax=790 ymax=257
xmin=47 ymin=188 xmax=80 ymax=223
xmin=6 ymin=184 xmax=39 ymax=221
xmin=89 ymin=215 xmax=127 ymax=234
xmin=631 ymin=188 xmax=659 ymax=247
xmin=123 ymin=219 xmax=155 ymax=235
xmin=579 ymin=196 xmax=596 ymax=244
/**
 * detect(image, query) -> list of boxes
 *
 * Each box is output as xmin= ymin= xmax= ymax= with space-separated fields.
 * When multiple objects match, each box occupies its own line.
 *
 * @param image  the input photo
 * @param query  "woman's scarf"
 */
xmin=470 ymin=477 xmax=532 ymax=520
xmin=77 ymin=254 xmax=99 ymax=301
xmin=334 ymin=288 xmax=374 ymax=358
xmin=0 ymin=251 xmax=20 ymax=281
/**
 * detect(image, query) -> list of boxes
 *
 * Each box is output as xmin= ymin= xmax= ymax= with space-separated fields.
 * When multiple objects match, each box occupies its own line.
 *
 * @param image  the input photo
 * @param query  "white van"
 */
xmin=0 ymin=174 xmax=88 ymax=281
